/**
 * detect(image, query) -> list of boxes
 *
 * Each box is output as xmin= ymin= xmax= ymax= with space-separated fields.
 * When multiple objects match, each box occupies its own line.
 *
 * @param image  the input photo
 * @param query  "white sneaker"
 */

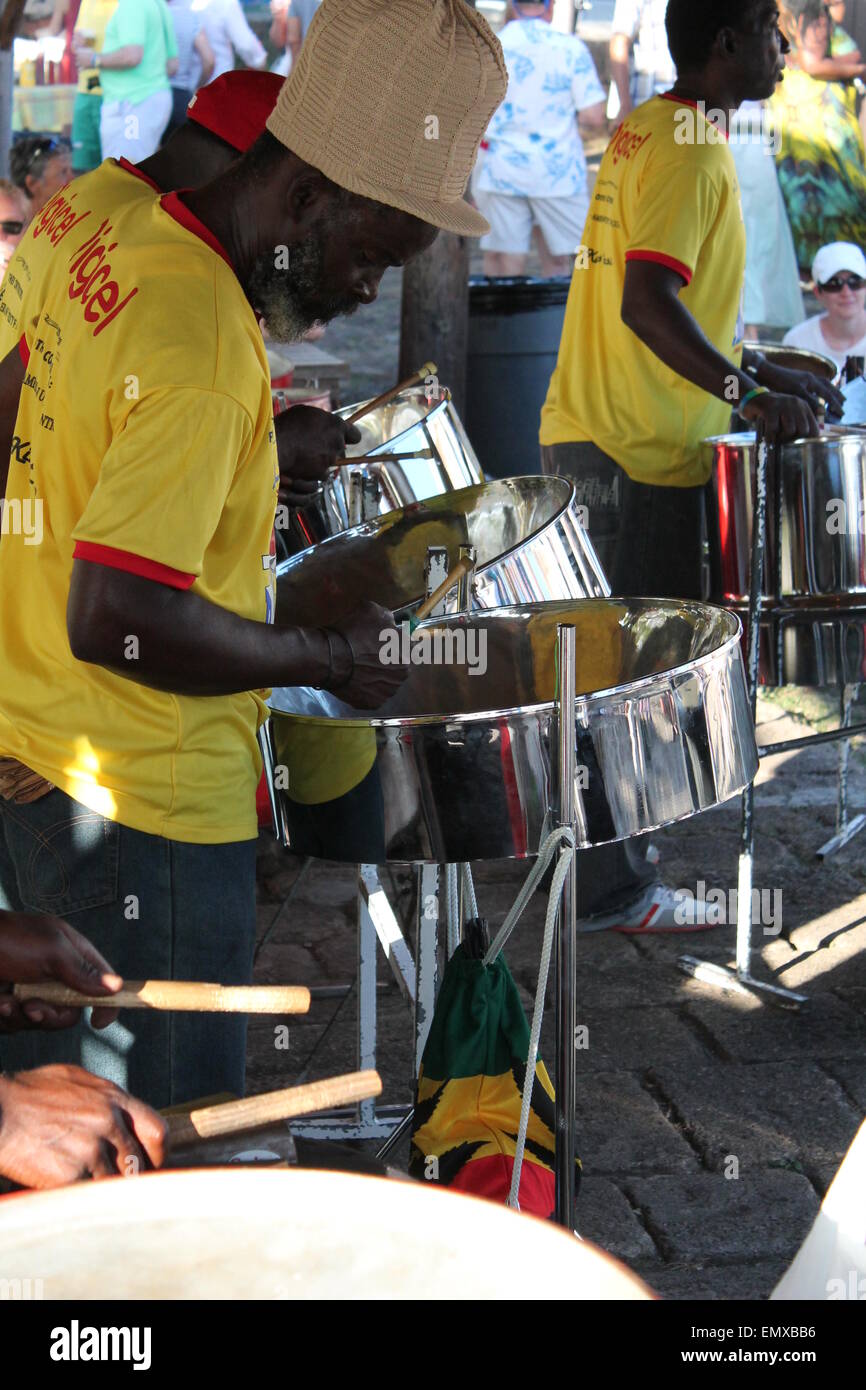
xmin=577 ymin=884 xmax=716 ymax=935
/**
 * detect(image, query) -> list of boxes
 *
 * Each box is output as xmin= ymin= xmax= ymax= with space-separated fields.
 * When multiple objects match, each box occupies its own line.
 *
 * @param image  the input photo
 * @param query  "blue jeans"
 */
xmin=0 ymin=788 xmax=256 ymax=1109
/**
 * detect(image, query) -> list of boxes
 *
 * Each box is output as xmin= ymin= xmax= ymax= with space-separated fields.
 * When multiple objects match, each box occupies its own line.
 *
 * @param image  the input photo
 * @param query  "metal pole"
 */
xmin=735 ymin=425 xmax=768 ymax=977
xmin=554 ymin=623 xmax=577 ymax=1229
xmin=816 ymin=682 xmax=866 ymax=858
xmin=679 ymin=425 xmax=806 ymax=1007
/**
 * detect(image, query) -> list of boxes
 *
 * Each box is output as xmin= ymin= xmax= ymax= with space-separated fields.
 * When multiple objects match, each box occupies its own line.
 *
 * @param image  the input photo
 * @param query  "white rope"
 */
xmin=461 ymin=862 xmax=478 ymax=921
xmin=507 ymin=839 xmax=575 ymax=1211
xmin=446 ymin=863 xmax=460 ymax=958
xmin=483 ymin=826 xmax=575 ymax=967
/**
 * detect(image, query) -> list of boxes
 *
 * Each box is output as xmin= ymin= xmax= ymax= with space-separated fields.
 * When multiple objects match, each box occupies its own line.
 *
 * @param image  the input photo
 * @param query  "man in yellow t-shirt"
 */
xmin=539 ymin=0 xmax=843 ymax=933
xmin=0 ymin=0 xmax=506 ymax=1107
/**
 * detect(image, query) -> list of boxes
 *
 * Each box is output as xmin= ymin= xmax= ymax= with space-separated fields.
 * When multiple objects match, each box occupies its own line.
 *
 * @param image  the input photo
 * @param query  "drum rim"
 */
xmin=275 ymin=475 xmax=576 ymax=585
xmin=337 ymin=386 xmax=450 ymax=454
xmin=704 ymin=431 xmax=866 ymax=450
xmin=268 ymin=598 xmax=745 ymax=730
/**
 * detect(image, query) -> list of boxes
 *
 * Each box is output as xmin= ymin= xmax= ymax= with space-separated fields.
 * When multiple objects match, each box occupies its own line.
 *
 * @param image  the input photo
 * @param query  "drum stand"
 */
xmin=554 ymin=623 xmax=579 ymax=1228
xmin=679 ymin=429 xmax=866 ymax=1007
xmin=815 ymin=683 xmax=866 ymax=859
xmin=263 ymin=545 xmax=477 ymax=1144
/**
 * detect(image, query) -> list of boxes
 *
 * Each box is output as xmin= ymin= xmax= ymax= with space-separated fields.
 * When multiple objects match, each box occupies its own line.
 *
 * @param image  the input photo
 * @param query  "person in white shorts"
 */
xmin=474 ymin=0 xmax=605 ymax=277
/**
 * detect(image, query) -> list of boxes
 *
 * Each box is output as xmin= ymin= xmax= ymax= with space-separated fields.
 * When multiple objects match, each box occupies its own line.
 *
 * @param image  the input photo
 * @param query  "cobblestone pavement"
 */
xmin=249 ymin=697 xmax=866 ymax=1301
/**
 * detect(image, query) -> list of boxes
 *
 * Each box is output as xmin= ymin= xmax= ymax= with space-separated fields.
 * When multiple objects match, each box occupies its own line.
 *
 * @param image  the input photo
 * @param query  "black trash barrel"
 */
xmin=466 ymin=276 xmax=571 ymax=479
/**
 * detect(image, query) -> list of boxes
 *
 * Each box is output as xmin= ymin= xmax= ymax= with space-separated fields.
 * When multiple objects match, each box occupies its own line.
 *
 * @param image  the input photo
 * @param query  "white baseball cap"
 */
xmin=812 ymin=242 xmax=866 ymax=287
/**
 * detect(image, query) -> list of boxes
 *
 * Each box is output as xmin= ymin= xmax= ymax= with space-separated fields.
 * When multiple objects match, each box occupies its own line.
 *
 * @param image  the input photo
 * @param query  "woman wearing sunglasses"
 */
xmin=784 ymin=241 xmax=866 ymax=371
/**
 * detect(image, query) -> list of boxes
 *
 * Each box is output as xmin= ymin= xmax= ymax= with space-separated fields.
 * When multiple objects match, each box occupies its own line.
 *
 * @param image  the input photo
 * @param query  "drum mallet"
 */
xmin=409 ymin=555 xmax=474 ymax=633
xmin=346 ymin=362 xmax=438 ymax=426
xmin=165 ymin=1071 xmax=382 ymax=1147
xmin=346 ymin=448 xmax=435 ymax=464
xmin=12 ymin=981 xmax=312 ymax=1015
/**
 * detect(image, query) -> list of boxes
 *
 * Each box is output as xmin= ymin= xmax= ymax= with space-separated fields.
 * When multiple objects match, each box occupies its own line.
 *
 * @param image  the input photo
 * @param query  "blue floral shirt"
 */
xmin=476 ymin=19 xmax=605 ymax=199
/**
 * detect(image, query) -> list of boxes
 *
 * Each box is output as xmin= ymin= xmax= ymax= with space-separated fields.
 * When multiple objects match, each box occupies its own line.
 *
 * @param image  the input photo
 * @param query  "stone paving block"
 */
xmin=575 ymin=1176 xmax=660 ymax=1264
xmin=767 ymin=904 xmax=866 ymax=993
xmin=639 ymin=1259 xmax=790 ymax=1302
xmin=536 ymin=1004 xmax=714 ymax=1074
xmin=650 ymin=1060 xmax=861 ymax=1193
xmin=626 ymin=1171 xmax=819 ymax=1262
xmin=577 ymin=1072 xmax=699 ymax=1175
xmin=253 ymin=938 xmax=326 ymax=985
xmin=821 ymin=1059 xmax=866 ymax=1115
xmin=683 ymin=993 xmax=866 ymax=1065
xmin=573 ymin=956 xmax=718 ymax=1011
xmin=295 ymin=861 xmax=359 ymax=909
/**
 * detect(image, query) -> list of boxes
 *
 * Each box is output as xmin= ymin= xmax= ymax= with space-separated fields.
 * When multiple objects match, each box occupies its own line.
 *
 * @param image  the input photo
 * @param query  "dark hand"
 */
xmin=756 ymin=363 xmax=845 ymax=420
xmin=0 ymin=1065 xmax=167 ymax=1189
xmin=275 ymin=406 xmax=362 ymax=505
xmin=325 ymin=601 xmax=409 ymax=710
xmin=0 ymin=913 xmax=122 ymax=1033
xmin=742 ymin=390 xmax=820 ymax=443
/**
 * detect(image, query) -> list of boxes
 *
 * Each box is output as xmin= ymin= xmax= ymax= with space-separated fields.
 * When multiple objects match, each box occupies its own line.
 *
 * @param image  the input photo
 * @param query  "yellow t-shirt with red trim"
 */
xmin=0 ymin=158 xmax=159 ymax=364
xmin=0 ymin=178 xmax=278 ymax=844
xmin=540 ymin=95 xmax=746 ymax=488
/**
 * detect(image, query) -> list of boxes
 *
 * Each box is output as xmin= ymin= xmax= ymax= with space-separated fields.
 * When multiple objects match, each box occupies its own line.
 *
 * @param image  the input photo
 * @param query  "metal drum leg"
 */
xmin=555 ymin=624 xmax=578 ymax=1229
xmin=816 ymin=683 xmax=866 ymax=859
xmin=679 ymin=429 xmax=806 ymax=1007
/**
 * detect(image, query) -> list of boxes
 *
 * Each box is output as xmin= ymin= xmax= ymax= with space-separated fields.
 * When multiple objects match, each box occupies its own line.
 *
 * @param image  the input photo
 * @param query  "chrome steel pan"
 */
xmin=706 ymin=431 xmax=866 ymax=603
xmin=268 ymin=600 xmax=757 ymax=864
xmin=744 ymin=341 xmax=838 ymax=382
xmin=275 ymin=476 xmax=610 ymax=629
xmin=283 ymin=386 xmax=484 ymax=553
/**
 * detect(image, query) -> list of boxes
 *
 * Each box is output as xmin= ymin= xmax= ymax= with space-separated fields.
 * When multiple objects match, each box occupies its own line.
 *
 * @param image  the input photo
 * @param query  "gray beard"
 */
xmin=246 ymin=229 xmax=359 ymax=343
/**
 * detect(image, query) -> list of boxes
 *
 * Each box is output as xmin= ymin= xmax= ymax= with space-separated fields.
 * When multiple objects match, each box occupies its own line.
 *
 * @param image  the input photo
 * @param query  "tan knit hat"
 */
xmin=266 ymin=0 xmax=508 ymax=237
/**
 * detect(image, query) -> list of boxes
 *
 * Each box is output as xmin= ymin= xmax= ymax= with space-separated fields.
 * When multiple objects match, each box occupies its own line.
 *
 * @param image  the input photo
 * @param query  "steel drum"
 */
xmin=268 ymin=600 xmax=757 ymax=865
xmin=282 ymin=385 xmax=484 ymax=553
xmin=275 ymin=477 xmax=610 ymax=630
xmin=0 ymin=1168 xmax=655 ymax=1300
xmin=706 ymin=431 xmax=866 ymax=685
xmin=745 ymin=341 xmax=838 ymax=383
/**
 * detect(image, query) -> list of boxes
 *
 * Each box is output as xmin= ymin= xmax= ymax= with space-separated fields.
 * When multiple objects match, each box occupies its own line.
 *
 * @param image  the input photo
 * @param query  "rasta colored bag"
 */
xmin=409 ymin=942 xmax=580 ymax=1218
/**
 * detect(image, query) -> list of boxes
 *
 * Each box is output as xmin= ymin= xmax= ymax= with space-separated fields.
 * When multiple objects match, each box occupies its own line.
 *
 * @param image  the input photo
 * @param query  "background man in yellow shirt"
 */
xmin=540 ymin=0 xmax=844 ymax=932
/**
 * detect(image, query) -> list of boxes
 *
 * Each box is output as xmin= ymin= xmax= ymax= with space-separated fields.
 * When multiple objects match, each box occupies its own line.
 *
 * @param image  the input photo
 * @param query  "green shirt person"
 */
xmin=74 ymin=0 xmax=178 ymax=163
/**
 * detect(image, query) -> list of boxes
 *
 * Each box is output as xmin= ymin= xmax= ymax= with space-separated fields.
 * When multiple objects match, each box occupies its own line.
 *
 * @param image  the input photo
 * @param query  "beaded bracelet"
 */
xmin=738 ymin=385 xmax=769 ymax=417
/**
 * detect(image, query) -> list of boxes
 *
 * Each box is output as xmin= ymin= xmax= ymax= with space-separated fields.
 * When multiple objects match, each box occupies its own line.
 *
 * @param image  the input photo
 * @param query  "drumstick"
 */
xmin=344 ymin=448 xmax=435 ymax=465
xmin=12 ymin=981 xmax=311 ymax=1015
xmin=345 ymin=362 xmax=437 ymax=426
xmin=166 ymin=1070 xmax=382 ymax=1146
xmin=410 ymin=555 xmax=474 ymax=632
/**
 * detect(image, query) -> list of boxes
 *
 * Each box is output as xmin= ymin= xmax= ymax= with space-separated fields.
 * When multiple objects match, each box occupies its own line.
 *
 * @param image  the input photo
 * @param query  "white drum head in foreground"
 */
xmin=0 ymin=1168 xmax=654 ymax=1301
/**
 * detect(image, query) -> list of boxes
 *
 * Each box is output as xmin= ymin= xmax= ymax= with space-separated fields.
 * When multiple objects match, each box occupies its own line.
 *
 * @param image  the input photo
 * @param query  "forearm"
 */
xmin=622 ymin=290 xmax=757 ymax=403
xmin=67 ymin=563 xmax=332 ymax=696
xmin=609 ymin=35 xmax=631 ymax=111
xmin=0 ymin=349 xmax=26 ymax=500
xmin=800 ymin=53 xmax=864 ymax=79
xmin=99 ymin=45 xmax=145 ymax=70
